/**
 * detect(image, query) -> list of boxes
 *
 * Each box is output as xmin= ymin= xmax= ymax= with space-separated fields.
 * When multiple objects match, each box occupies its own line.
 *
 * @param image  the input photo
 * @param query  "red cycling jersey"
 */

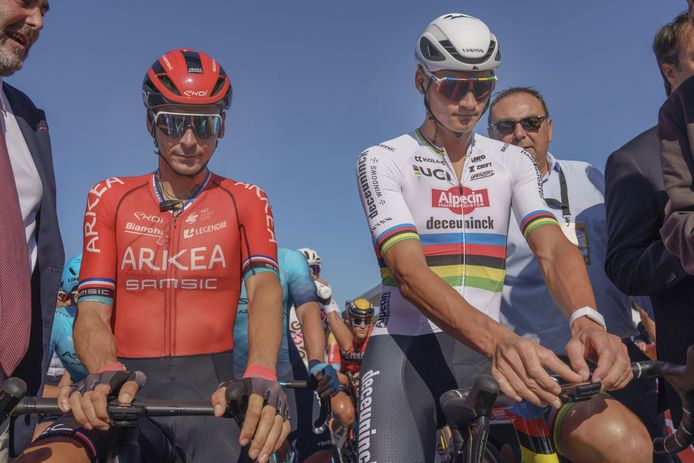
xmin=327 ymin=327 xmax=373 ymax=376
xmin=78 ymin=171 xmax=279 ymax=358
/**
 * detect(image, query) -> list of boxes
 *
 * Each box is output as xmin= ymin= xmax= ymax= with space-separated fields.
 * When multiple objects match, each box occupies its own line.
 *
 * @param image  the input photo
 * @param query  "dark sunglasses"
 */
xmin=349 ymin=317 xmax=372 ymax=328
xmin=427 ymin=72 xmax=497 ymax=102
xmin=490 ymin=115 xmax=547 ymax=137
xmin=309 ymin=264 xmax=321 ymax=276
xmin=154 ymin=111 xmax=223 ymax=140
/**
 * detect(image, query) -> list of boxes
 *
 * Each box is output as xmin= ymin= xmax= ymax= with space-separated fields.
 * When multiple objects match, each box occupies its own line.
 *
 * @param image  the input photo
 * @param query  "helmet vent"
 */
xmin=441 ymin=39 xmax=497 ymax=65
xmin=211 ymin=77 xmax=226 ymax=97
xmin=157 ymin=75 xmax=181 ymax=96
xmin=419 ymin=37 xmax=445 ymax=61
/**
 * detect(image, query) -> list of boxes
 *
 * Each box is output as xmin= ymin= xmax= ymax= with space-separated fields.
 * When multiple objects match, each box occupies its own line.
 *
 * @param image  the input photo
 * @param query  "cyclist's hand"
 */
xmin=308 ymin=360 xmax=340 ymax=398
xmin=492 ymin=335 xmax=583 ymax=409
xmin=213 ymin=377 xmax=291 ymax=463
xmin=566 ymin=325 xmax=632 ymax=391
xmin=57 ymin=369 xmax=145 ymax=431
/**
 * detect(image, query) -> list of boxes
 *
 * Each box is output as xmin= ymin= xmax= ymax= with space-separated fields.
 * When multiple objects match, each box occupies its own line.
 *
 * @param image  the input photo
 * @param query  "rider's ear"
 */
xmin=415 ymin=67 xmax=427 ymax=95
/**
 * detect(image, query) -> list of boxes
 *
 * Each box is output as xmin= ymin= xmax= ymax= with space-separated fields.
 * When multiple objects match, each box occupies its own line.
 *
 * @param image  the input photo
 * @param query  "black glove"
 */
xmin=308 ymin=360 xmax=341 ymax=398
xmin=220 ymin=377 xmax=289 ymax=426
xmin=69 ymin=370 xmax=146 ymax=398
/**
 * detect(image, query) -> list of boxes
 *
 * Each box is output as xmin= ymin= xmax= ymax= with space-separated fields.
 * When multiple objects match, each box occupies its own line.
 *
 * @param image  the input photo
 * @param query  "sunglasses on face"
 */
xmin=153 ymin=111 xmax=223 ymax=140
xmin=310 ymin=265 xmax=321 ymax=276
xmin=490 ymin=115 xmax=547 ymax=137
xmin=349 ymin=317 xmax=372 ymax=328
xmin=426 ymin=72 xmax=497 ymax=102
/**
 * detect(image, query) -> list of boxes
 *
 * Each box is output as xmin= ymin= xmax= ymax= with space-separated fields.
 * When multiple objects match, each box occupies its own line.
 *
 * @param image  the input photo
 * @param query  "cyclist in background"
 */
xmin=355 ymin=13 xmax=649 ymax=462
xmin=299 ymin=248 xmax=341 ymax=320
xmin=233 ymin=247 xmax=340 ymax=462
xmin=18 ymin=48 xmax=289 ymax=463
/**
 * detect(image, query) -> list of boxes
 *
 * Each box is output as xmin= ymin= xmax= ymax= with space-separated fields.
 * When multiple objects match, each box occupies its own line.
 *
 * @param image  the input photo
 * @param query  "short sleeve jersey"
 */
xmin=78 ymin=172 xmax=279 ymax=358
xmin=233 ymin=248 xmax=319 ymax=375
xmin=356 ymin=130 xmax=558 ymax=337
xmin=49 ymin=305 xmax=88 ymax=381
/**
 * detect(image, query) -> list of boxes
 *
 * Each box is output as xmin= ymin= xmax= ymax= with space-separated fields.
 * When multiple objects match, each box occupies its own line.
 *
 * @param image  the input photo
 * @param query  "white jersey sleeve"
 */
xmin=509 ymin=148 xmax=559 ymax=240
xmin=356 ymin=147 xmax=419 ymax=257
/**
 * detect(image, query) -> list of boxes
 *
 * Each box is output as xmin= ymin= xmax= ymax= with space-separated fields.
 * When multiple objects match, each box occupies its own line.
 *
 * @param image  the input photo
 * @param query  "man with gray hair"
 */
xmin=0 ymin=0 xmax=63 ymax=461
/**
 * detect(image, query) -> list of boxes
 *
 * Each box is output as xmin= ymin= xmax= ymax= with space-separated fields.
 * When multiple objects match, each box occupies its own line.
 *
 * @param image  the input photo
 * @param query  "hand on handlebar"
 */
xmin=566 ymin=324 xmax=633 ymax=390
xmin=213 ymin=376 xmax=291 ymax=463
xmin=491 ymin=334 xmax=583 ymax=409
xmin=56 ymin=368 xmax=145 ymax=431
xmin=308 ymin=360 xmax=340 ymax=398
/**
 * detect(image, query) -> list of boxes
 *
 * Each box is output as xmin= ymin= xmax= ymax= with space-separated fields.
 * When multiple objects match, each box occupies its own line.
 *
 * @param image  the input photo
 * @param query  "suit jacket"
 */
xmin=3 ymin=82 xmax=63 ymax=453
xmin=604 ymin=125 xmax=694 ymax=426
xmin=660 ymin=74 xmax=694 ymax=273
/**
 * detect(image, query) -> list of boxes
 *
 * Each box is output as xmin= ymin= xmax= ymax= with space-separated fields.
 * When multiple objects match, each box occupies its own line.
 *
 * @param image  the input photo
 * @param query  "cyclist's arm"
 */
xmin=326 ymin=311 xmax=355 ymax=351
xmin=73 ymin=301 xmax=117 ymax=373
xmin=295 ymin=301 xmax=326 ymax=362
xmin=526 ymin=225 xmax=597 ymax=322
xmin=245 ymin=272 xmax=283 ymax=372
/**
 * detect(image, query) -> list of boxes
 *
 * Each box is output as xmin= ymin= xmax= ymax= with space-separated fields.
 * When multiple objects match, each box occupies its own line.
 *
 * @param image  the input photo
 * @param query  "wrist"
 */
xmin=96 ymin=362 xmax=126 ymax=374
xmin=569 ymin=306 xmax=606 ymax=334
xmin=243 ymin=364 xmax=277 ymax=382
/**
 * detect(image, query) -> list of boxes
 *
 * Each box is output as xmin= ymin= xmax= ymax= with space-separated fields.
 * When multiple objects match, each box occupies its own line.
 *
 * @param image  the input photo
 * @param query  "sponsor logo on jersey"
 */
xmin=425 ymin=215 xmax=495 ymax=230
xmin=470 ymin=170 xmax=494 ymax=181
xmin=185 ymin=213 xmax=199 ymax=225
xmin=413 ymin=165 xmax=452 ymax=181
xmin=431 ymin=187 xmax=490 ymax=215
xmin=125 ymin=222 xmax=164 ymax=237
xmin=134 ymin=211 xmax=164 ymax=224
xmin=375 ymin=292 xmax=391 ymax=328
xmin=120 ymin=245 xmax=227 ymax=271
xmin=358 ymin=154 xmax=379 ymax=219
xmin=378 ymin=143 xmax=395 ymax=152
xmin=125 ymin=278 xmax=219 ymax=291
xmin=183 ymin=220 xmax=228 ymax=239
xmin=470 ymin=154 xmax=486 ymax=163
xmin=414 ymin=155 xmax=446 ymax=164
xmin=84 ymin=177 xmax=125 ymax=253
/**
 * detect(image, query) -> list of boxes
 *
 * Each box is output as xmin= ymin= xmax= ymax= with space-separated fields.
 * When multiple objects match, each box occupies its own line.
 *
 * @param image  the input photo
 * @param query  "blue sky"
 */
xmin=10 ymin=1 xmax=685 ymax=305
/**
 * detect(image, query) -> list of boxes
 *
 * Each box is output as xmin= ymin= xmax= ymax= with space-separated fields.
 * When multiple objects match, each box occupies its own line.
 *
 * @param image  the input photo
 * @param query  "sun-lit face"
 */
xmin=416 ymin=67 xmax=494 ymax=135
xmin=0 ymin=0 xmax=48 ymax=76
xmin=148 ymin=104 xmax=225 ymax=178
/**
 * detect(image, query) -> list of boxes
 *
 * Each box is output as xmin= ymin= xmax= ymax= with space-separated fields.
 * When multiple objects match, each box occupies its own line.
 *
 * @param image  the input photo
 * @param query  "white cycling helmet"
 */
xmin=415 ymin=13 xmax=501 ymax=74
xmin=298 ymin=248 xmax=321 ymax=266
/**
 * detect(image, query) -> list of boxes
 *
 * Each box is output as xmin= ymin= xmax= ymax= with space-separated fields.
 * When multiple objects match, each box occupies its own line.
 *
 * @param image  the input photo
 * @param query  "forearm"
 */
xmin=295 ymin=302 xmax=326 ymax=362
xmin=74 ymin=301 xmax=118 ymax=373
xmin=396 ymin=265 xmax=513 ymax=358
xmin=247 ymin=276 xmax=283 ymax=372
xmin=537 ymin=239 xmax=597 ymax=318
xmin=326 ymin=311 xmax=354 ymax=351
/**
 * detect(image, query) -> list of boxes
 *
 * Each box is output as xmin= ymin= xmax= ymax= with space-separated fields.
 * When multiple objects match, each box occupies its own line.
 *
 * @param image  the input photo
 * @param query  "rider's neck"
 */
xmin=157 ymin=161 xmax=209 ymax=200
xmin=419 ymin=120 xmax=474 ymax=163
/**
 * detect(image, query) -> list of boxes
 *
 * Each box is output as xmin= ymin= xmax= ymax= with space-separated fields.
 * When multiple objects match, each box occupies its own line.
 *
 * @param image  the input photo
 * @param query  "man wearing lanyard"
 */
xmin=488 ymin=87 xmax=667 ymax=459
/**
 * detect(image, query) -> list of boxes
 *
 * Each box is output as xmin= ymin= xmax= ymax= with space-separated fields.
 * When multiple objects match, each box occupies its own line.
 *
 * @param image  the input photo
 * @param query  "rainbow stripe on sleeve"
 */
xmin=520 ymin=210 xmax=558 ymax=239
xmin=375 ymin=223 xmax=420 ymax=255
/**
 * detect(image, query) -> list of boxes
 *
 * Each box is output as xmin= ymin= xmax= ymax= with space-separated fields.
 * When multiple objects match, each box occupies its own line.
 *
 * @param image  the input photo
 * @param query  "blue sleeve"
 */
xmin=284 ymin=250 xmax=319 ymax=308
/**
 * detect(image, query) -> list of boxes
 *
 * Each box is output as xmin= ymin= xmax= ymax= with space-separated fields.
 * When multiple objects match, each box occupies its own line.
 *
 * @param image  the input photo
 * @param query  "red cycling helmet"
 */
xmin=142 ymin=48 xmax=231 ymax=110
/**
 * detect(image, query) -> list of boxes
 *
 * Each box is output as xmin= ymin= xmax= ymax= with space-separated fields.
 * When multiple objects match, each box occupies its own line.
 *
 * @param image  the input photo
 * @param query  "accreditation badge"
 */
xmin=560 ymin=221 xmax=579 ymax=247
xmin=575 ymin=223 xmax=590 ymax=265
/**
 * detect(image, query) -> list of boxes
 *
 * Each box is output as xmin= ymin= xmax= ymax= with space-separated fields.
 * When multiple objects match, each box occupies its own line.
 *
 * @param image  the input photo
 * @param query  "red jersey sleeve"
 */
xmin=234 ymin=181 xmax=279 ymax=281
xmin=78 ymin=177 xmax=124 ymax=305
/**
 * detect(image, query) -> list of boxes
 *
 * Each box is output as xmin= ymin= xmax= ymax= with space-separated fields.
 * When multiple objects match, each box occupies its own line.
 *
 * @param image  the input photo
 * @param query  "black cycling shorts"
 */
xmin=34 ymin=351 xmax=241 ymax=463
xmin=356 ymin=332 xmax=490 ymax=463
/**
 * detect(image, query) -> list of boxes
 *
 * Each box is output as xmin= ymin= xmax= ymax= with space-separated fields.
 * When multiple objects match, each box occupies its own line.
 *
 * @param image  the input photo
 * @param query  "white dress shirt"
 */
xmin=2 ymin=79 xmax=43 ymax=274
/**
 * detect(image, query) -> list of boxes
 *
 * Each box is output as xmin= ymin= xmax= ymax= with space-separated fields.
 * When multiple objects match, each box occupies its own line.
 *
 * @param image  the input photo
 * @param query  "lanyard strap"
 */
xmin=544 ymin=163 xmax=571 ymax=223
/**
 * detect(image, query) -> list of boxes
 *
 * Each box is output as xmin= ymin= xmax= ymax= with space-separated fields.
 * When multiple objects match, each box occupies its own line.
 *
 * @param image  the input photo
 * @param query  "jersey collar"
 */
xmin=151 ymin=170 xmax=213 ymax=214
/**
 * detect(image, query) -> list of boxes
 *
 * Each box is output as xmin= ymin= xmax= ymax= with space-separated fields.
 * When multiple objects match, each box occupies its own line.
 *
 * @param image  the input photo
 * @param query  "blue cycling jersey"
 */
xmin=49 ymin=306 xmax=88 ymax=382
xmin=233 ymin=248 xmax=319 ymax=376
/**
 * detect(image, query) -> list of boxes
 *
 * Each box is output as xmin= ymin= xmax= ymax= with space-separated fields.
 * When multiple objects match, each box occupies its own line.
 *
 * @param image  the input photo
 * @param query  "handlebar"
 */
xmin=0 ymin=377 xmax=332 ymax=436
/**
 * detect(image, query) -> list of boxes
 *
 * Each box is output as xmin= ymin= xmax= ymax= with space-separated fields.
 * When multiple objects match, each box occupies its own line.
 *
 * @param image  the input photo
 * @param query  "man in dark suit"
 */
xmin=0 ymin=1 xmax=63 ymax=461
xmin=605 ymin=10 xmax=694 ymax=428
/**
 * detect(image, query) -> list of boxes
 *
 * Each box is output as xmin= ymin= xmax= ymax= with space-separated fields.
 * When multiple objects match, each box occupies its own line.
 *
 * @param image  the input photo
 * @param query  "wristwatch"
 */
xmin=569 ymin=306 xmax=606 ymax=331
